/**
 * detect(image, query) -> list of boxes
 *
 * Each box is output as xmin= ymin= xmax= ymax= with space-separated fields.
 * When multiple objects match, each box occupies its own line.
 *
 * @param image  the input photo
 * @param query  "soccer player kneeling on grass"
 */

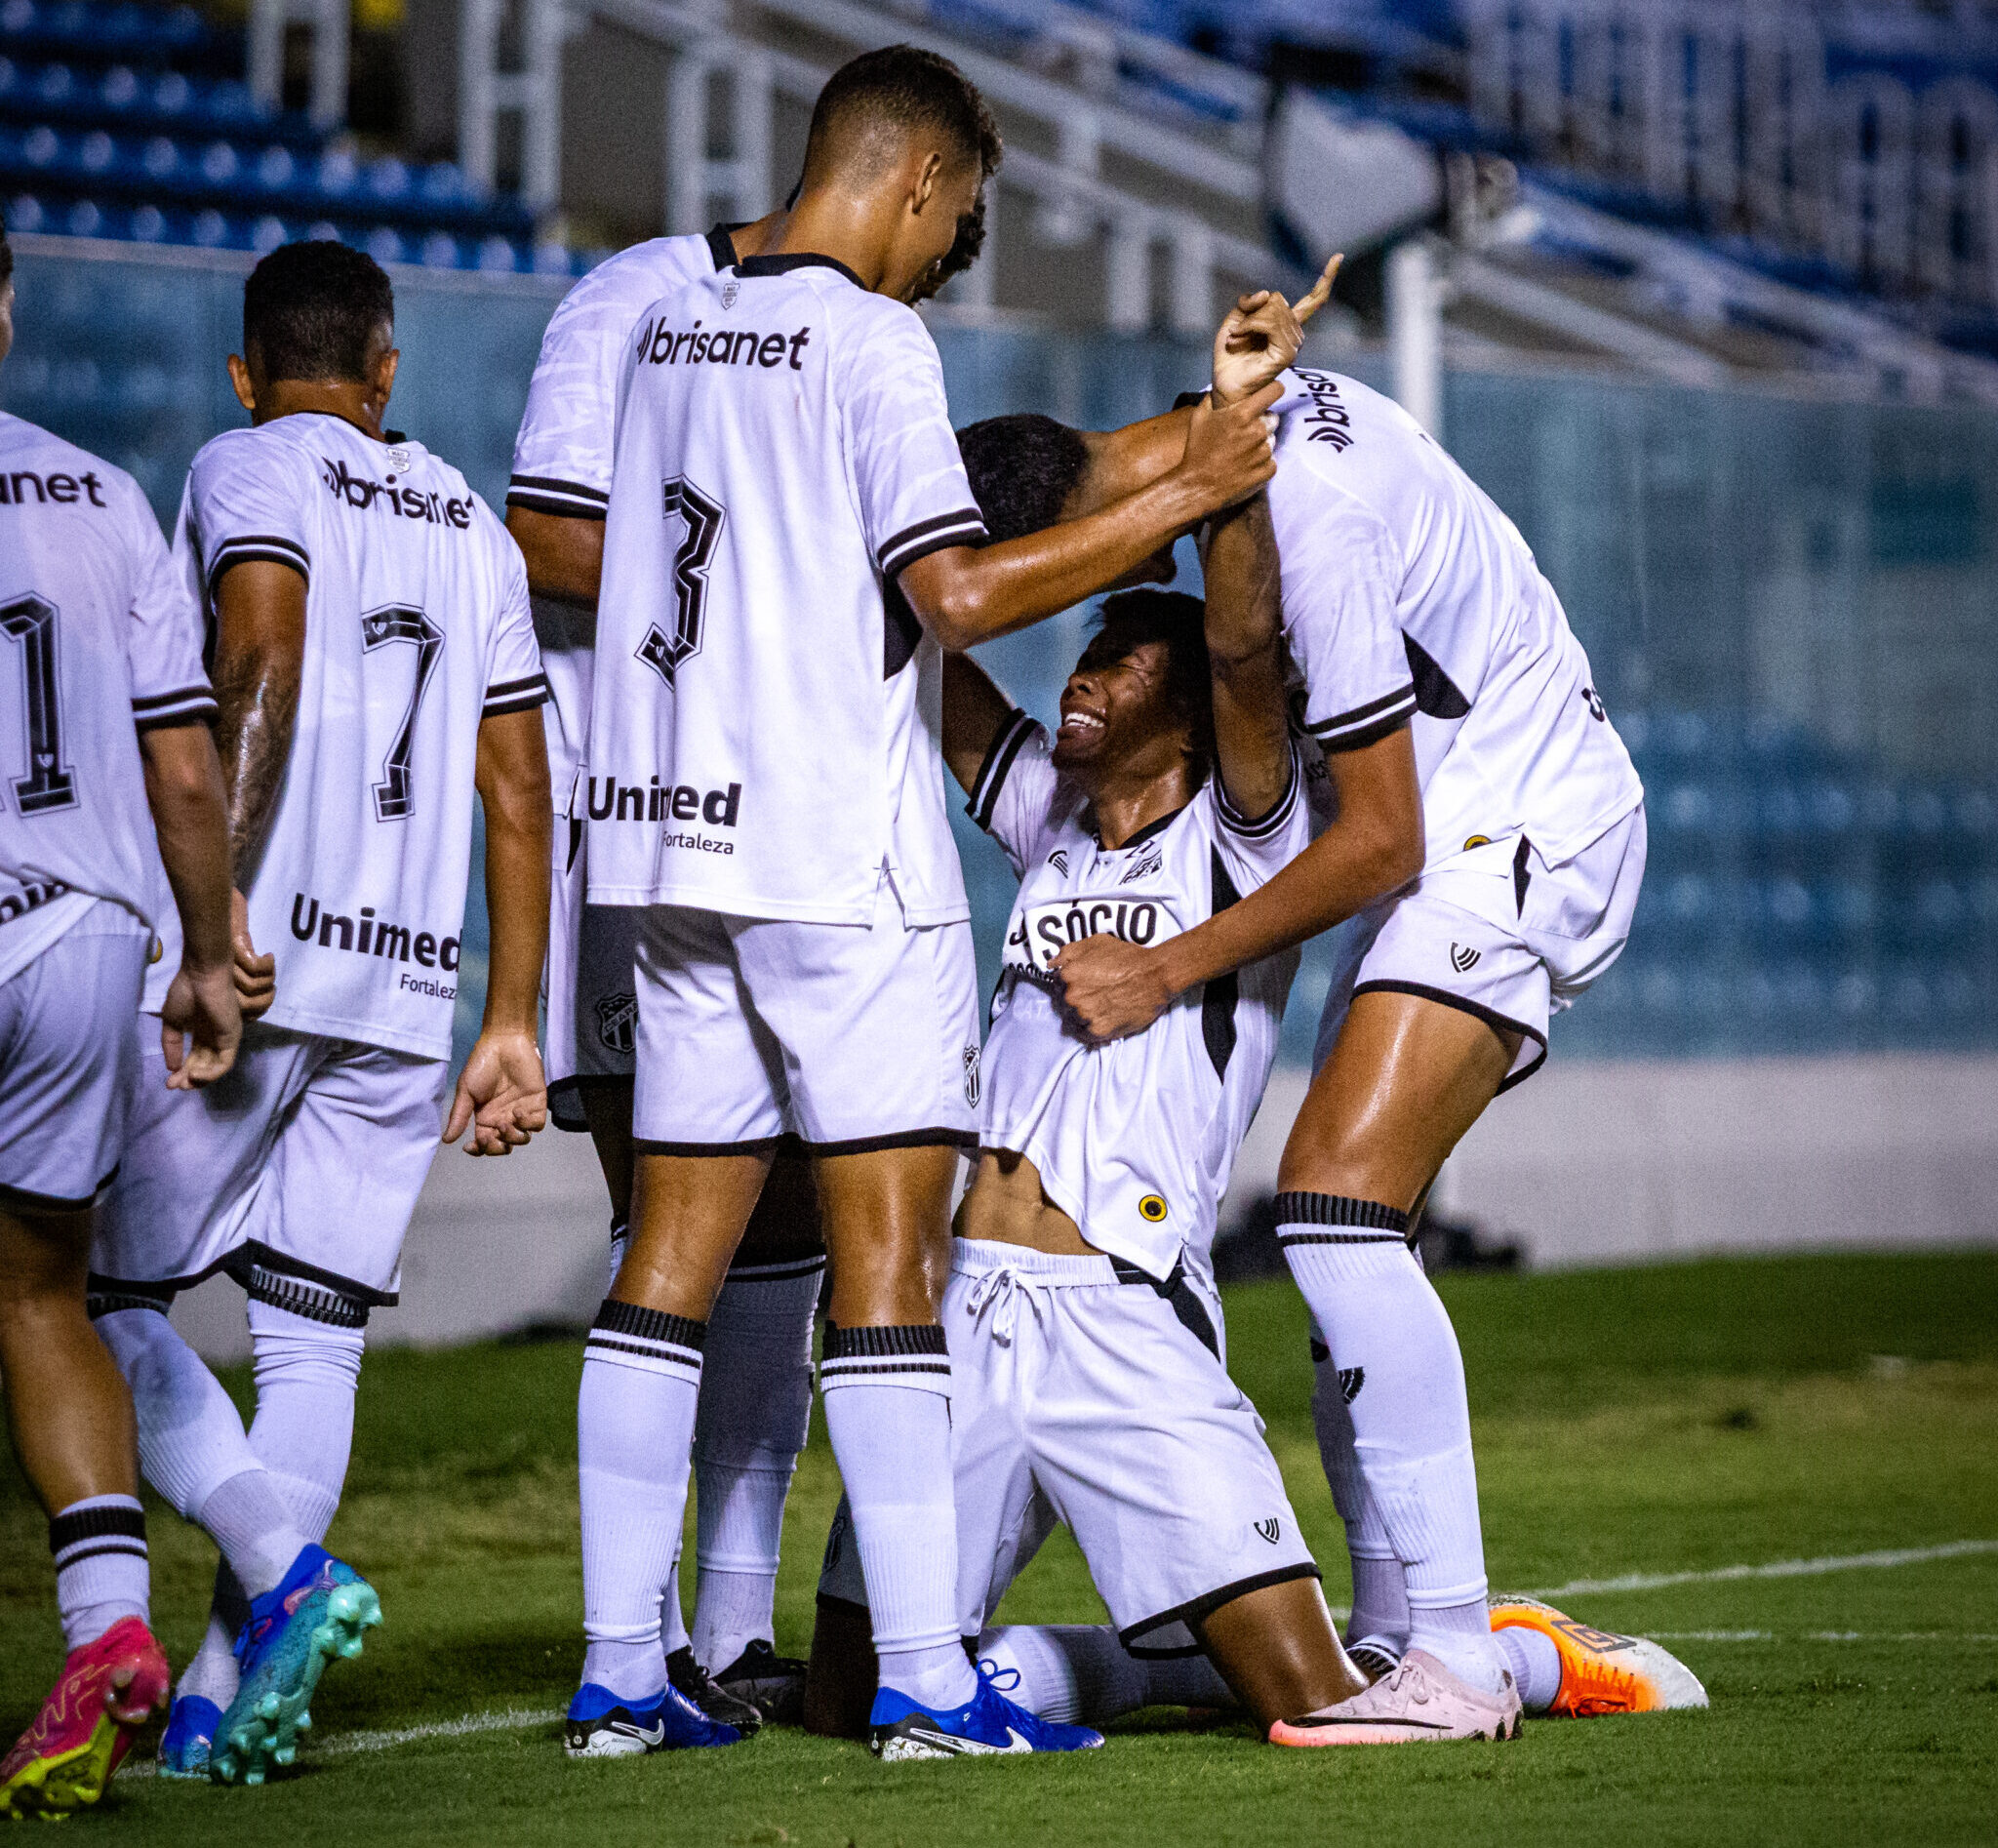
xmin=807 ymin=494 xmax=1398 ymax=1746
xmin=84 ymin=240 xmax=553 ymax=1787
xmin=0 ymin=213 xmax=242 ymax=1818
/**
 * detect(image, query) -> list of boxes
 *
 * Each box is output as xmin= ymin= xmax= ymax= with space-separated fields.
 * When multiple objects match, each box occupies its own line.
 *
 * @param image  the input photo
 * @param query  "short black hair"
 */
xmin=242 ymin=239 xmax=393 ymax=385
xmin=957 ymin=414 xmax=1089 ymax=542
xmin=805 ymin=46 xmax=1002 ymax=187
xmin=1086 ymin=589 xmax=1216 ymax=773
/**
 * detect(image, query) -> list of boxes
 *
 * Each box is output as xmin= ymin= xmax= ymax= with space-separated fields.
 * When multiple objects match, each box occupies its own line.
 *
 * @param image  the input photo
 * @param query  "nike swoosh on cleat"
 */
xmin=608 ymin=1721 xmax=665 ymax=1748
xmin=895 ymin=1725 xmax=1034 ymax=1756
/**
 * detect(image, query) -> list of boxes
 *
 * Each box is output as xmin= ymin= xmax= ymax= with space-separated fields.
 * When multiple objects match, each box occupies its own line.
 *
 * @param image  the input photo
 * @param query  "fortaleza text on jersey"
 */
xmin=631 ymin=317 xmax=812 ymax=371
xmin=318 ymin=456 xmax=474 ymax=528
xmin=289 ymin=894 xmax=461 ymax=974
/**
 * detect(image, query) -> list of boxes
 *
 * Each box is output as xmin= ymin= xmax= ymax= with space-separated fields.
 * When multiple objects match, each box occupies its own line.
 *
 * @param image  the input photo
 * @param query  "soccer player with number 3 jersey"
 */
xmin=0 ymin=214 xmax=241 ymax=1820
xmin=81 ymin=241 xmax=554 ymax=1787
xmin=571 ymin=45 xmax=1283 ymax=1761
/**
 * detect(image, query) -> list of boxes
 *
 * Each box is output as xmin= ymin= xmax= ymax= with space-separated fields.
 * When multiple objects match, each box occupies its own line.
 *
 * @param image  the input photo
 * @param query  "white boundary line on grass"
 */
xmin=1530 ymin=1538 xmax=1998 ymax=1598
xmin=124 ymin=1539 xmax=1998 ymax=1778
xmin=1644 ymin=1630 xmax=1998 ymax=1643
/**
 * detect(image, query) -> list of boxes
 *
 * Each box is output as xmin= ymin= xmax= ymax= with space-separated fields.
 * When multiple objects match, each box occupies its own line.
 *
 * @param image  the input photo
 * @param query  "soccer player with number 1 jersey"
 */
xmin=0 ymin=213 xmax=242 ymax=1820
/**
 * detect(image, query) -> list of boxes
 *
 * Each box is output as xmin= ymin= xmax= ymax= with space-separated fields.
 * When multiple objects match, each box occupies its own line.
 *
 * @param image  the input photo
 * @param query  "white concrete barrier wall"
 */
xmin=172 ymin=1053 xmax=1998 ymax=1363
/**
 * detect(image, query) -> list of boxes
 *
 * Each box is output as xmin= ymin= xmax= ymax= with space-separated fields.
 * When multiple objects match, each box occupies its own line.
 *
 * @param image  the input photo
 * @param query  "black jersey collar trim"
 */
xmin=704 ymin=223 xmax=739 ymax=270
xmin=1091 ymin=800 xmax=1189 ymax=853
xmin=732 ymin=252 xmax=865 ymax=289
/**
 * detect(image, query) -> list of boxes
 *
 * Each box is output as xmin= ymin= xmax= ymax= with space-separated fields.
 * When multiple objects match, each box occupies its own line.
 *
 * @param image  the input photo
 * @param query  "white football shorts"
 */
xmin=1315 ymin=802 xmax=1647 ymax=1090
xmin=544 ymin=816 xmax=640 ymax=1132
xmin=91 ymin=1018 xmax=450 ymax=1303
xmin=819 ymin=1238 xmax=1319 ymax=1654
xmin=0 ymin=912 xmax=147 ymax=1212
xmin=629 ymin=886 xmax=979 ymax=1154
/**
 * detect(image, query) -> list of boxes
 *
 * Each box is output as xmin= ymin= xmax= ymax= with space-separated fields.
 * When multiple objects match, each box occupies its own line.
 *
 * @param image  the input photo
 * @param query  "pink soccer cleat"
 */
xmin=1268 ymin=1648 xmax=1523 ymax=1747
xmin=0 ymin=1617 xmax=171 ymax=1817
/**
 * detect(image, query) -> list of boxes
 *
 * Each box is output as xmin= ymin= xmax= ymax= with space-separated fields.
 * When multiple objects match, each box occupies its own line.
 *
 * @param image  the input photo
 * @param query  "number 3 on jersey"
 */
xmin=362 ymin=604 xmax=443 ymax=822
xmin=637 ymin=476 xmax=724 ymax=686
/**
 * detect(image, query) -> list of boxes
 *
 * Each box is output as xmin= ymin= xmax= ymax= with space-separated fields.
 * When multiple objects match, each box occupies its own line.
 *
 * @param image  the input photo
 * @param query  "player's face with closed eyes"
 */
xmin=1053 ymin=637 xmax=1186 ymax=777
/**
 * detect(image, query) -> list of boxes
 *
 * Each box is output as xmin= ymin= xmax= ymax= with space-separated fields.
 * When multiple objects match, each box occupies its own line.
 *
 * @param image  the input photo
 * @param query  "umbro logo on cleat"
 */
xmin=1339 ymin=1365 xmax=1365 ymax=1403
xmin=1450 ymin=943 xmax=1481 ymax=973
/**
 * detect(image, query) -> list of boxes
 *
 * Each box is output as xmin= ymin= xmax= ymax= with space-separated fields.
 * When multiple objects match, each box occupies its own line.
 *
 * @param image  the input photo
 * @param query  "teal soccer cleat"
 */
xmin=209 ymin=1546 xmax=381 ymax=1786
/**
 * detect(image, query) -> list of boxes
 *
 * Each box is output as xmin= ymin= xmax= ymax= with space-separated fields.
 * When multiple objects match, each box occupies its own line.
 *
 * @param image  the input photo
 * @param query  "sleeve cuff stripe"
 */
xmin=967 ymin=709 xmax=1036 ymax=831
xmin=207 ymin=540 xmax=308 ymax=587
xmin=134 ymin=704 xmax=218 ymax=734
xmin=506 ymin=494 xmax=608 ymax=521
xmin=482 ymin=689 xmax=550 ymax=716
xmin=1216 ymin=750 xmax=1302 ymax=839
xmin=1308 ymin=686 xmax=1418 ymax=740
xmin=509 ymin=474 xmax=609 ymax=503
xmin=1318 ymin=705 xmax=1415 ymax=755
xmin=132 ymin=685 xmax=215 ymax=712
xmin=879 ymin=508 xmax=987 ymax=575
xmin=487 ymin=674 xmax=548 ymax=699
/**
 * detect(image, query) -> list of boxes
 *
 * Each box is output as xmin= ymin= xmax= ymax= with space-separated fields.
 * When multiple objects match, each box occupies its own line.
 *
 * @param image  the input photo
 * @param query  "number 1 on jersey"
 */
xmin=1 ymin=593 xmax=79 ymax=815
xmin=362 ymin=604 xmax=444 ymax=822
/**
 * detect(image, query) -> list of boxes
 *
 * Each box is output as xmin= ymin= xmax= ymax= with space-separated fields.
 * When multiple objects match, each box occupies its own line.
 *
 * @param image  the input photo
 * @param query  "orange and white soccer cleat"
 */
xmin=0 ymin=1617 xmax=171 ymax=1817
xmin=1488 ymin=1595 xmax=1707 ymax=1716
xmin=1268 ymin=1649 xmax=1523 ymax=1747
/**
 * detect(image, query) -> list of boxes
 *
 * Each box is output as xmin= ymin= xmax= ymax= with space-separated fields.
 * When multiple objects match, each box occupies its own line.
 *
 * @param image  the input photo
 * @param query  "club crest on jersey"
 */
xmin=1338 ymin=1365 xmax=1365 ymax=1404
xmin=1451 ymin=942 xmax=1481 ymax=973
xmin=963 ymin=1043 xmax=981 ymax=1106
xmin=1118 ymin=844 xmax=1163 ymax=885
xmin=720 ymin=280 xmax=740 ymax=309
xmin=596 ymin=992 xmax=638 ymax=1055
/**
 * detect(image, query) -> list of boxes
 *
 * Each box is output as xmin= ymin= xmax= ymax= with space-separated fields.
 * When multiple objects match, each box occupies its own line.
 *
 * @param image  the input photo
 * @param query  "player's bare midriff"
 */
xmin=953 ymin=1147 xmax=1097 ymax=1257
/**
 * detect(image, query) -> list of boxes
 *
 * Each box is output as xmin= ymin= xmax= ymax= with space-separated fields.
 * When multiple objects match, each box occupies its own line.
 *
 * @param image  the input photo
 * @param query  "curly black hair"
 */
xmin=956 ymin=413 xmax=1090 ymax=543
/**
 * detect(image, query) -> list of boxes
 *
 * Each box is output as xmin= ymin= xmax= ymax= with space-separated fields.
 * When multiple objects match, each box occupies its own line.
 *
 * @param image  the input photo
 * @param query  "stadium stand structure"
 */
xmin=0 ymin=0 xmax=572 ymax=270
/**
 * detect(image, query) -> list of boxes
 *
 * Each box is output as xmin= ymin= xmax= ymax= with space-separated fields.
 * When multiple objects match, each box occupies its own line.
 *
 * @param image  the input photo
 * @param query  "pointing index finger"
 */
xmin=1291 ymin=252 xmax=1344 ymax=327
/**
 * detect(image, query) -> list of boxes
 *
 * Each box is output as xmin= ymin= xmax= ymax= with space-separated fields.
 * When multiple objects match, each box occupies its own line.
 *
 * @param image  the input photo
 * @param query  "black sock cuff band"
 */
xmin=821 ymin=1323 xmax=946 ymax=1359
xmin=248 ymin=1265 xmax=371 ymax=1329
xmin=1273 ymin=1192 xmax=1410 ymax=1240
xmin=591 ymin=1298 xmax=706 ymax=1352
xmin=50 ymin=1503 xmax=147 ymax=1563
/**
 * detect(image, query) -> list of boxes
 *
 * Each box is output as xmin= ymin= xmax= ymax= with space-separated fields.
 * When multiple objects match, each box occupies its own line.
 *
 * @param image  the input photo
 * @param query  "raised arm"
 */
xmin=940 ymin=650 xmax=1018 ymax=797
xmin=899 ymin=384 xmax=1282 ymax=651
xmin=140 ymin=722 xmax=242 ymax=1086
xmin=1202 ymin=493 xmax=1292 ymax=822
xmin=445 ymin=705 xmax=551 ymax=1154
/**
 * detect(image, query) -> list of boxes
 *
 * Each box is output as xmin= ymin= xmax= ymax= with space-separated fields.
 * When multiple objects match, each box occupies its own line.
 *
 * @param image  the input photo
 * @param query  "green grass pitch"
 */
xmin=5 ymin=1251 xmax=1996 ymax=1845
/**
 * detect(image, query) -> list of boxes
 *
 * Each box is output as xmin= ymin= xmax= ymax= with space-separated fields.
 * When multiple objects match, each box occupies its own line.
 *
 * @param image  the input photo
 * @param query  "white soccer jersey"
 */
xmin=1268 ymin=367 xmax=1643 ymax=867
xmin=587 ymin=254 xmax=988 ymax=927
xmin=144 ymin=413 xmax=546 ymax=1059
xmin=507 ymin=225 xmax=739 ymax=816
xmin=967 ymin=713 xmax=1309 ymax=1284
xmin=0 ymin=412 xmax=216 ymax=985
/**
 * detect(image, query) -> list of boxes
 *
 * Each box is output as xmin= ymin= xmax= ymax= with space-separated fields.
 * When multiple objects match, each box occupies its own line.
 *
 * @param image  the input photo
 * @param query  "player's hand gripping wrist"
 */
xmin=1170 ymin=382 xmax=1282 ymax=517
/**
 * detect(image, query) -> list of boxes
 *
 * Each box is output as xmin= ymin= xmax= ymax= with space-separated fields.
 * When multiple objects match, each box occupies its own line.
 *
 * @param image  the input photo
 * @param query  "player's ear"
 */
xmin=373 ymin=343 xmax=401 ymax=412
xmin=910 ymin=147 xmax=943 ymax=215
xmin=226 ymin=351 xmax=258 ymax=416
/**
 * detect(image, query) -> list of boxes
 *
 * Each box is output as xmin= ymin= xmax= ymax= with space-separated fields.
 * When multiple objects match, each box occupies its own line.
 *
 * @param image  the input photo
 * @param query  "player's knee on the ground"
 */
xmin=1194 ymin=1574 xmax=1366 ymax=1732
xmin=803 ymin=1595 xmax=877 ymax=1738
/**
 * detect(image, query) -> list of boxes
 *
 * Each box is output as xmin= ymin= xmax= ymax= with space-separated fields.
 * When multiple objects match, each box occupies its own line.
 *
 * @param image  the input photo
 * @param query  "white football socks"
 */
xmin=1310 ymin=1336 xmax=1410 ymax=1664
xmin=578 ymin=1300 xmax=703 ymax=1702
xmin=95 ymin=1306 xmax=307 ymax=1599
xmin=691 ymin=1258 xmax=821 ymax=1672
xmin=49 ymin=1495 xmax=148 ymax=1652
xmin=245 ymin=1294 xmax=364 ymax=1546
xmin=1280 ymin=1205 xmax=1506 ymax=1697
xmin=1494 ymin=1626 xmax=1564 ymax=1711
xmin=819 ymin=1327 xmax=976 ymax=1712
xmin=976 ymin=1626 xmax=1230 ymax=1724
xmin=177 ymin=1564 xmax=249 ymax=1708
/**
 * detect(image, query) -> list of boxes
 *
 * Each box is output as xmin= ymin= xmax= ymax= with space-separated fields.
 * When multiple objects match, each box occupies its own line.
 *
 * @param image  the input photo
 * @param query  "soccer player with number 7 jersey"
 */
xmin=574 ymin=45 xmax=1283 ymax=1760
xmin=84 ymin=239 xmax=555 ymax=1788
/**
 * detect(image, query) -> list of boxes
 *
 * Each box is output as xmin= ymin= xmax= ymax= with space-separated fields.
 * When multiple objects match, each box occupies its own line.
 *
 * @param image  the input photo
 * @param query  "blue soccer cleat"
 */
xmin=868 ymin=1661 xmax=1106 ymax=1761
xmin=563 ymin=1681 xmax=742 ymax=1757
xmin=157 ymin=1695 xmax=224 ymax=1780
xmin=209 ymin=1545 xmax=382 ymax=1786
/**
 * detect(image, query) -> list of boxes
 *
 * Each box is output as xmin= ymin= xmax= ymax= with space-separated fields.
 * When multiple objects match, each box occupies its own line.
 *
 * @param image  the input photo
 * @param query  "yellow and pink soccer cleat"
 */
xmin=1489 ymin=1594 xmax=1708 ymax=1716
xmin=0 ymin=1617 xmax=170 ymax=1818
